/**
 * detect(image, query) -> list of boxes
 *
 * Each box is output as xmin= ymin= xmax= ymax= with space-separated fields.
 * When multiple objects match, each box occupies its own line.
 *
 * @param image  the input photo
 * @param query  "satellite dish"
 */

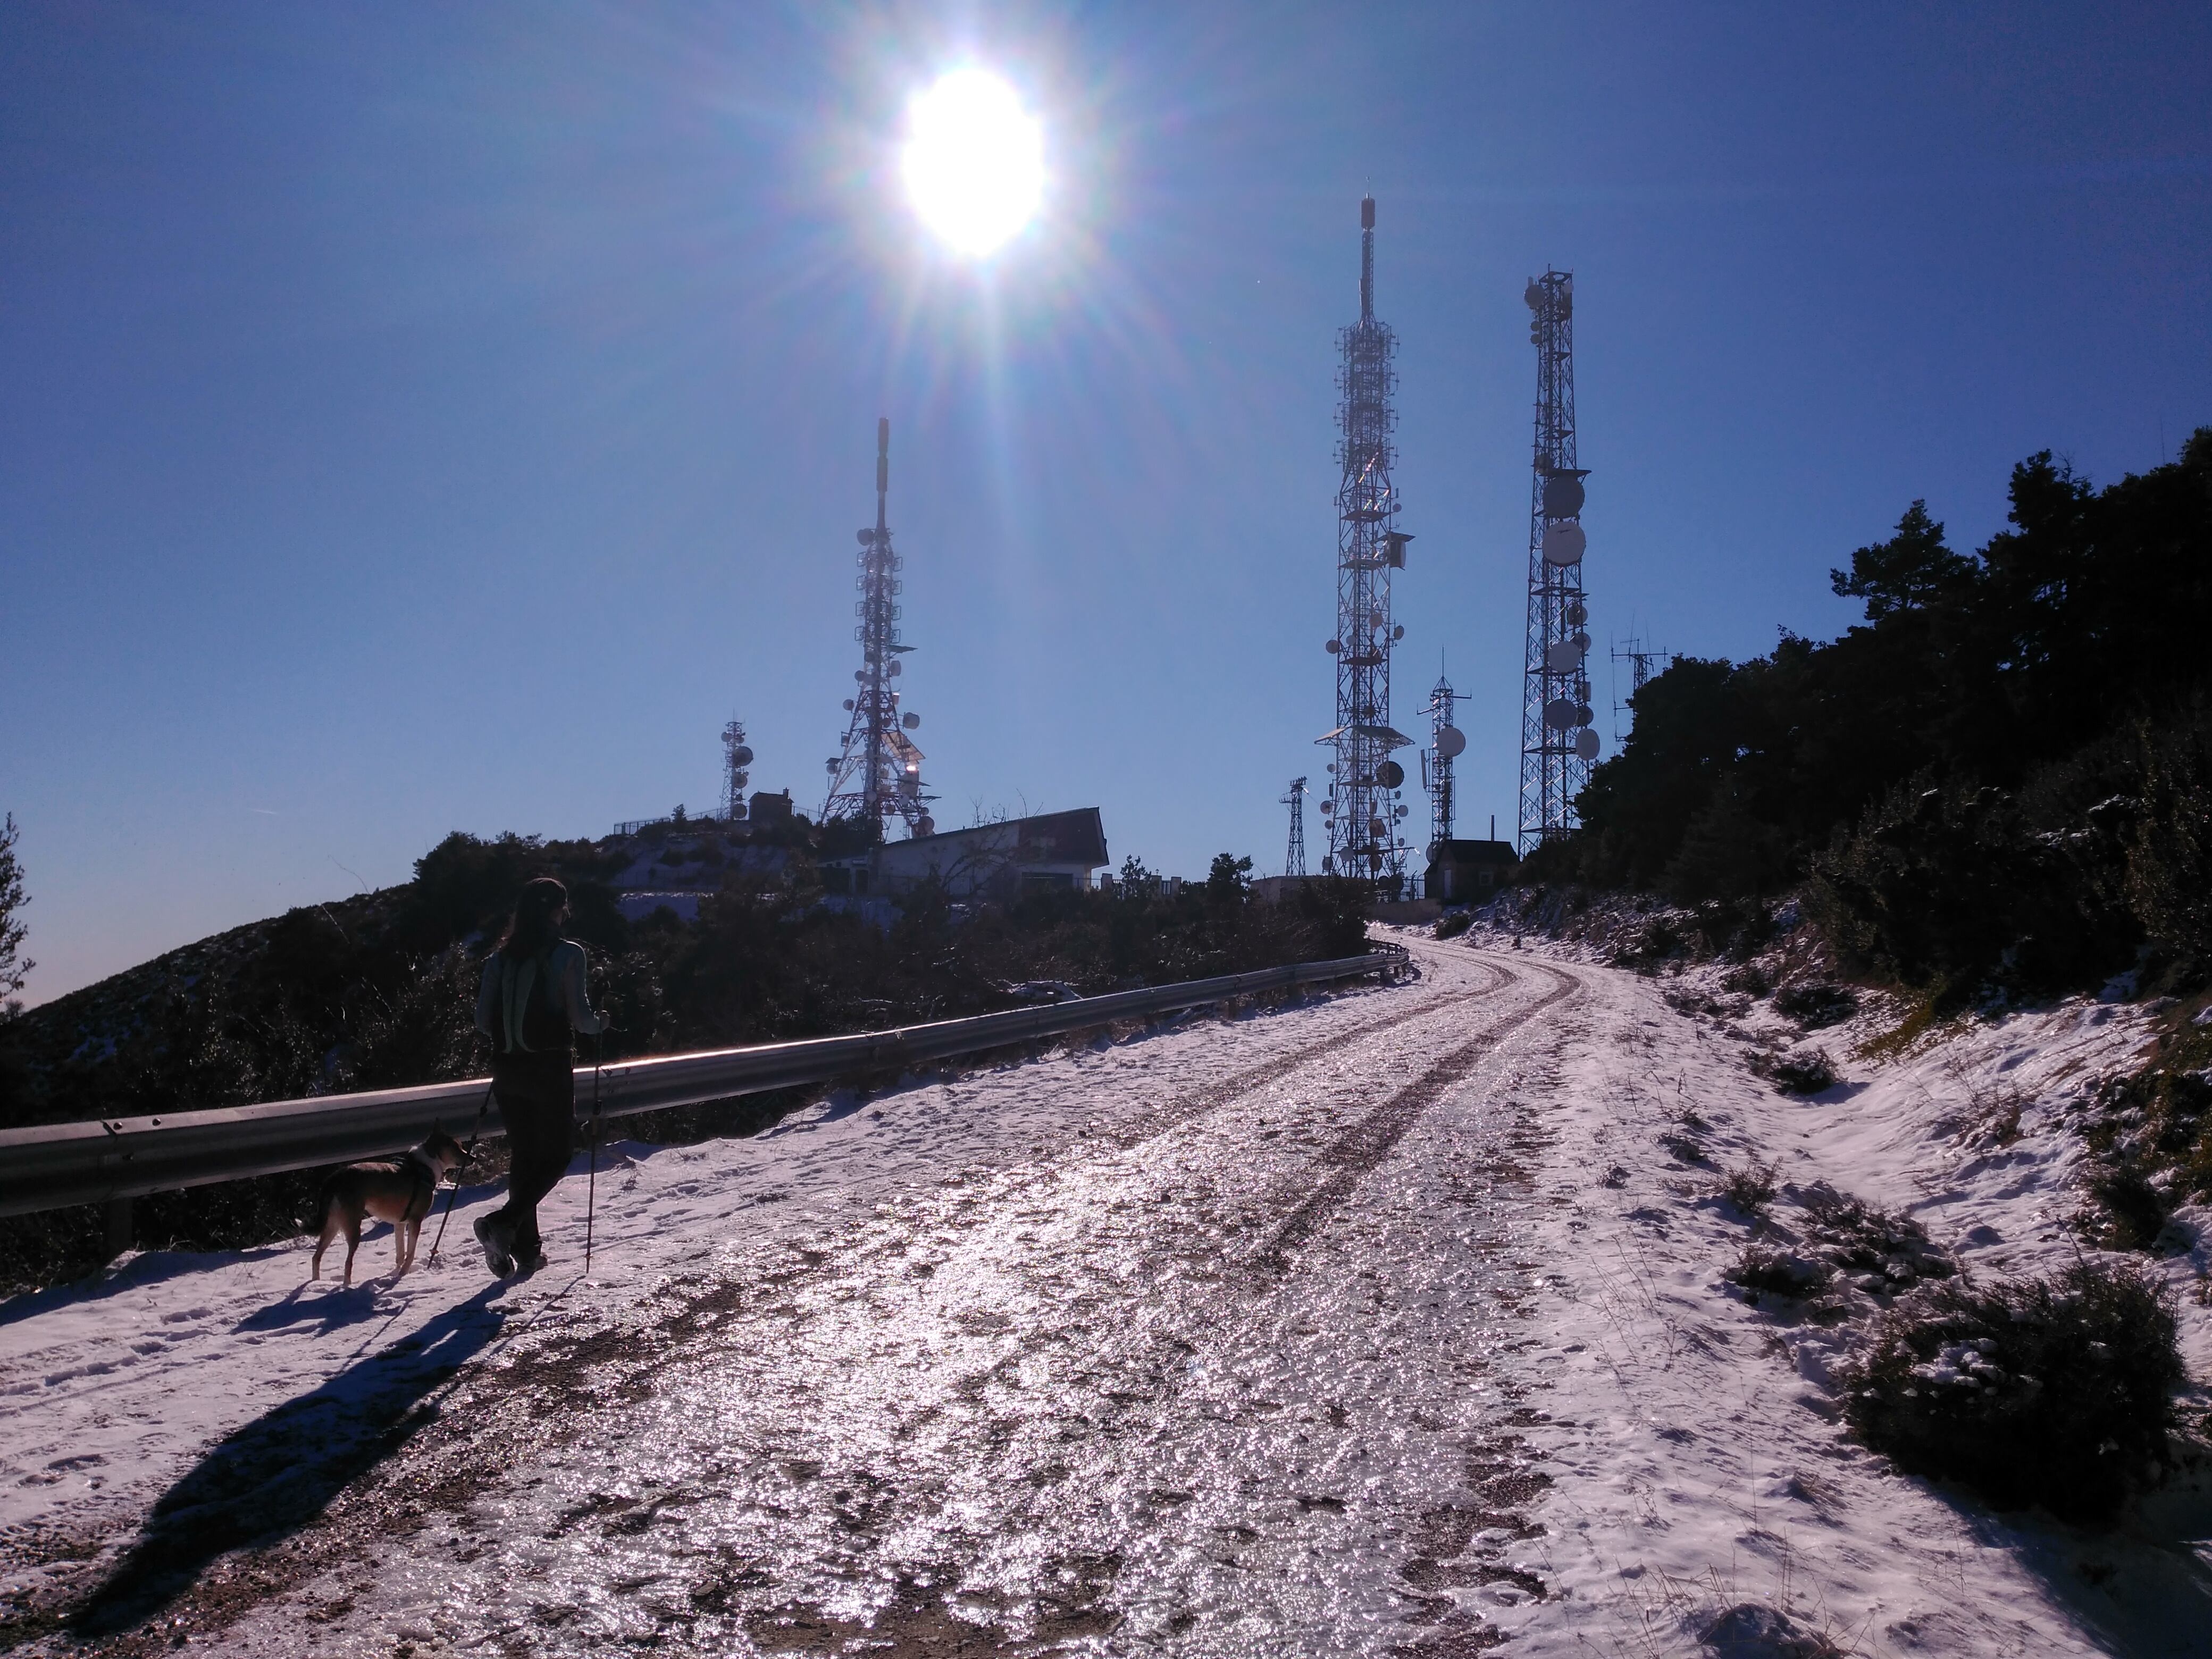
xmin=843 ymin=699 xmax=854 ymax=711
xmin=1566 ymin=601 xmax=1588 ymax=626
xmin=1543 ymin=476 xmax=1586 ymax=518
xmin=1572 ymin=632 xmax=1591 ymax=653
xmin=1575 ymin=703 xmax=1594 ymax=726
xmin=1524 ymin=281 xmax=1544 ymax=310
xmin=733 ymin=770 xmax=748 ymax=790
xmin=1320 ymin=799 xmax=1335 ymax=814
xmin=1326 ymin=639 xmax=1341 ymax=654
xmin=1395 ymin=805 xmax=1409 ymax=818
xmin=1378 ymin=760 xmax=1405 ymax=788
xmin=902 ymin=712 xmax=920 ymax=730
xmin=1392 ymin=625 xmax=1404 ymax=641
xmin=886 ymin=660 xmax=901 ymax=677
xmin=1544 ymin=697 xmax=1579 ymax=731
xmin=854 ymin=669 xmax=867 ymax=683
xmin=914 ymin=815 xmax=935 ymax=836
xmin=1436 ymin=724 xmax=1467 ymax=759
xmin=1542 ymin=524 xmax=1586 ymax=566
xmin=732 ymin=744 xmax=753 ymax=766
xmin=1574 ymin=728 xmax=1601 ymax=760
xmin=1545 ymin=640 xmax=1585 ymax=675
xmin=857 ymin=529 xmax=875 ymax=546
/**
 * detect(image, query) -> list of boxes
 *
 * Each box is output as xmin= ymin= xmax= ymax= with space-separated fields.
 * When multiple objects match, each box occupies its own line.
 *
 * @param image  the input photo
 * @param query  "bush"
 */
xmin=1773 ymin=983 xmax=1858 ymax=1028
xmin=1837 ymin=1259 xmax=2186 ymax=1520
xmin=1725 ymin=1244 xmax=1830 ymax=1300
xmin=1769 ymin=1048 xmax=1837 ymax=1094
xmin=1799 ymin=1182 xmax=1951 ymax=1291
xmin=2088 ymin=1162 xmax=2171 ymax=1251
xmin=1434 ymin=909 xmax=1473 ymax=940
xmin=1717 ymin=1159 xmax=1779 ymax=1217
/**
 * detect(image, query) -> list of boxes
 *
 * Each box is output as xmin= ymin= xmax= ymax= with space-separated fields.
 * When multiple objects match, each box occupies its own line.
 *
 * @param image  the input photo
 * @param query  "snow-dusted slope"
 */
xmin=3 ymin=938 xmax=2206 ymax=1656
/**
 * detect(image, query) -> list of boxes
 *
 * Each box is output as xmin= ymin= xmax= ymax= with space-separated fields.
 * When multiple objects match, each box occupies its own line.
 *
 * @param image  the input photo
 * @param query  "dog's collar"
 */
xmin=404 ymin=1149 xmax=443 ymax=1184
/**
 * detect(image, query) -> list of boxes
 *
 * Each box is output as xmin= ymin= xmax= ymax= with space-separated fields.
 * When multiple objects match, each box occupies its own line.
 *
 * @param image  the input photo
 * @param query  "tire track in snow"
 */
xmin=1250 ymin=959 xmax=1581 ymax=1276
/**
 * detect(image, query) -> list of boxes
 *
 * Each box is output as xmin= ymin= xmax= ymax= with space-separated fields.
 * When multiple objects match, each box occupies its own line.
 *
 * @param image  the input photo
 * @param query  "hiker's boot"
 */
xmin=473 ymin=1213 xmax=516 ymax=1277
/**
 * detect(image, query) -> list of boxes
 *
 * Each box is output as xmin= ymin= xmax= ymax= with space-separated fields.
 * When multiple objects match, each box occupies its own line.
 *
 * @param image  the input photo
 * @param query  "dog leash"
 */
xmin=425 ymin=1076 xmax=497 ymax=1268
xmin=583 ymin=1028 xmax=606 ymax=1279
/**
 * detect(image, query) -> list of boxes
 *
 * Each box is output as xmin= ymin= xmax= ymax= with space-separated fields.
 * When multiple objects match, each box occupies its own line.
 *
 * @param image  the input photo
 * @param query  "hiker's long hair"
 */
xmin=497 ymin=877 xmax=569 ymax=959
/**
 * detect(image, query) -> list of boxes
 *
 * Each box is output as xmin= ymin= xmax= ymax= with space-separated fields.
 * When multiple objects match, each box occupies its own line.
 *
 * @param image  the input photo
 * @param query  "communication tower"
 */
xmin=1419 ymin=673 xmax=1470 ymax=863
xmin=823 ymin=418 xmax=935 ymax=838
xmin=1318 ymin=197 xmax=1414 ymax=889
xmin=1609 ymin=634 xmax=1672 ymax=744
xmin=1517 ymin=270 xmax=1598 ymax=853
xmin=721 ymin=719 xmax=753 ymax=822
xmin=1281 ymin=777 xmax=1309 ymax=878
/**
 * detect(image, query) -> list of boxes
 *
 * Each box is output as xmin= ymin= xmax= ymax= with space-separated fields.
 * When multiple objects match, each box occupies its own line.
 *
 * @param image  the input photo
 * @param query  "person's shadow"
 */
xmin=71 ymin=1282 xmax=508 ymax=1636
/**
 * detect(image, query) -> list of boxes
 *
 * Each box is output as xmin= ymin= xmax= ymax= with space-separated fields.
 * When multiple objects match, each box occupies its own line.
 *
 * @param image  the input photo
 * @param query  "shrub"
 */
xmin=1773 ymin=983 xmax=1859 ymax=1028
xmin=1837 ymin=1259 xmax=2186 ymax=1520
xmin=1799 ymin=1182 xmax=1951 ymax=1291
xmin=2088 ymin=1163 xmax=2171 ymax=1252
xmin=1434 ymin=910 xmax=1473 ymax=940
xmin=1770 ymin=1049 xmax=1837 ymax=1094
xmin=1725 ymin=1244 xmax=1830 ymax=1300
xmin=1717 ymin=1160 xmax=1779 ymax=1217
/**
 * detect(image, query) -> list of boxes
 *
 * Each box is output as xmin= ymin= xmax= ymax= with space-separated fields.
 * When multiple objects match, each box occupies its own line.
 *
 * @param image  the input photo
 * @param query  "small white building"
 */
xmin=823 ymin=808 xmax=1110 ymax=902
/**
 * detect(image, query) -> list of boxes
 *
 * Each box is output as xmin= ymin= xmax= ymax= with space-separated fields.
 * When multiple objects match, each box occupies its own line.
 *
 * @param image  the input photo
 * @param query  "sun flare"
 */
xmin=901 ymin=69 xmax=1044 ymax=257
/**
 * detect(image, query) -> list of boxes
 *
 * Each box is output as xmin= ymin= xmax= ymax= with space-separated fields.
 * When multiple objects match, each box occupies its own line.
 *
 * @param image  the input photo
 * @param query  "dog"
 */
xmin=309 ymin=1129 xmax=468 ymax=1287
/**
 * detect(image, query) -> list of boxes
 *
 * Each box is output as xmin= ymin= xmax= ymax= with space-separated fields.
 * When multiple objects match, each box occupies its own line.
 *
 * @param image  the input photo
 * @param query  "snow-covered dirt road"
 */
xmin=7 ymin=938 xmax=2209 ymax=1657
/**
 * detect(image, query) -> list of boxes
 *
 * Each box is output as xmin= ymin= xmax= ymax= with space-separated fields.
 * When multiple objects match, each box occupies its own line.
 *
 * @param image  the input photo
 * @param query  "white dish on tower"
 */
xmin=1543 ymin=697 xmax=1578 ymax=731
xmin=1542 ymin=523 xmax=1586 ymax=566
xmin=1543 ymin=476 xmax=1585 ymax=518
xmin=1436 ymin=725 xmax=1467 ymax=759
xmin=1545 ymin=640 xmax=1585 ymax=674
xmin=1574 ymin=728 xmax=1601 ymax=761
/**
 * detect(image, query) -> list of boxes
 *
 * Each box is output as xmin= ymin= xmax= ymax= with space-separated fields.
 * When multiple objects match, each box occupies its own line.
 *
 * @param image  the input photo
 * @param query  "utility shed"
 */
xmin=824 ymin=808 xmax=1110 ymax=900
xmin=1426 ymin=839 xmax=1519 ymax=904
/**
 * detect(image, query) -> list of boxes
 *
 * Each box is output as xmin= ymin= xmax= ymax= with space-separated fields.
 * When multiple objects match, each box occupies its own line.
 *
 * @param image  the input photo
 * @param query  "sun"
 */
xmin=901 ymin=68 xmax=1044 ymax=258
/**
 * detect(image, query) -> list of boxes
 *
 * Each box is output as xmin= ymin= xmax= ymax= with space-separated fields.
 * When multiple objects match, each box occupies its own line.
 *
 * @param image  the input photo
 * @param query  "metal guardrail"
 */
xmin=0 ymin=948 xmax=1408 ymax=1219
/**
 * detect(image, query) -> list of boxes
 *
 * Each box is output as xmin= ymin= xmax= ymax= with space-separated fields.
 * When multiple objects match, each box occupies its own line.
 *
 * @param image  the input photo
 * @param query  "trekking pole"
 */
xmin=583 ymin=1028 xmax=605 ymax=1279
xmin=426 ymin=1077 xmax=497 ymax=1267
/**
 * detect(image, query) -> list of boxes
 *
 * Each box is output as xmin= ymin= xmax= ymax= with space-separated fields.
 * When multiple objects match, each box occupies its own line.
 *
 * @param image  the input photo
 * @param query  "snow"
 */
xmin=3 ymin=932 xmax=2208 ymax=1655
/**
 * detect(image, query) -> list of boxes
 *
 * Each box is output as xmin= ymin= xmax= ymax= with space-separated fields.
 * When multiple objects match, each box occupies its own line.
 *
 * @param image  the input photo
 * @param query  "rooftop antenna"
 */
xmin=1518 ymin=270 xmax=1598 ymax=853
xmin=823 ymin=418 xmax=935 ymax=837
xmin=1317 ymin=195 xmax=1414 ymax=891
xmin=1281 ymin=777 xmax=1309 ymax=878
xmin=1610 ymin=632 xmax=1672 ymax=745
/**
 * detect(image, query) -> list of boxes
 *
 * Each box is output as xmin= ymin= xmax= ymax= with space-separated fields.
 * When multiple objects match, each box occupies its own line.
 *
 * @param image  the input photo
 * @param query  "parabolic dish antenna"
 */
xmin=902 ymin=712 xmax=920 ymax=730
xmin=1543 ymin=476 xmax=1586 ymax=518
xmin=1575 ymin=703 xmax=1594 ymax=726
xmin=1575 ymin=728 xmax=1601 ymax=761
xmin=1544 ymin=697 xmax=1579 ymax=731
xmin=915 ymin=816 xmax=935 ymax=836
xmin=1378 ymin=760 xmax=1406 ymax=789
xmin=1436 ymin=725 xmax=1467 ymax=759
xmin=1542 ymin=524 xmax=1586 ymax=566
xmin=1524 ymin=281 xmax=1544 ymax=310
xmin=1545 ymin=640 xmax=1584 ymax=675
xmin=731 ymin=745 xmax=753 ymax=766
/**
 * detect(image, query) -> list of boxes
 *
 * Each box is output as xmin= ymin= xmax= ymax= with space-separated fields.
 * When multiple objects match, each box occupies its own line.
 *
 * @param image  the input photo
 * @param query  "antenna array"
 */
xmin=1517 ymin=271 xmax=1599 ymax=852
xmin=1319 ymin=196 xmax=1414 ymax=889
xmin=823 ymin=418 xmax=935 ymax=838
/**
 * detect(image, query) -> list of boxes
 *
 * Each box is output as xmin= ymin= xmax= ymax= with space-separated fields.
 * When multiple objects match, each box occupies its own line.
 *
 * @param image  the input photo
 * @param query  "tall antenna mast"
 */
xmin=1517 ymin=271 xmax=1598 ymax=852
xmin=721 ymin=718 xmax=754 ymax=822
xmin=1419 ymin=672 xmax=1470 ymax=866
xmin=1281 ymin=777 xmax=1309 ymax=878
xmin=1319 ymin=196 xmax=1414 ymax=890
xmin=823 ymin=418 xmax=935 ymax=837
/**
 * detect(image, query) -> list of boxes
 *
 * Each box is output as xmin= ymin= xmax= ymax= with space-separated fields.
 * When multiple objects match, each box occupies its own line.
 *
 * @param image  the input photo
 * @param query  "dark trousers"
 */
xmin=489 ymin=1051 xmax=574 ymax=1260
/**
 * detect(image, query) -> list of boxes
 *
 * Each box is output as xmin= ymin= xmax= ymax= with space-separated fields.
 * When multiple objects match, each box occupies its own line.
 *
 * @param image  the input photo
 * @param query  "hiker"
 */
xmin=471 ymin=876 xmax=607 ymax=1276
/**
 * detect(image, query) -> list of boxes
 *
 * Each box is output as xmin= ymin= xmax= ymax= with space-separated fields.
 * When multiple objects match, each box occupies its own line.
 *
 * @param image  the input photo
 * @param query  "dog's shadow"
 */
xmin=71 ymin=1282 xmax=508 ymax=1636
xmin=233 ymin=1279 xmax=388 ymax=1334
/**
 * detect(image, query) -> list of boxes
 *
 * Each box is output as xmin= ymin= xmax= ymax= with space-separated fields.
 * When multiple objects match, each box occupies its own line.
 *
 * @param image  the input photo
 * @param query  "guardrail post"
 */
xmin=103 ymin=1195 xmax=133 ymax=1262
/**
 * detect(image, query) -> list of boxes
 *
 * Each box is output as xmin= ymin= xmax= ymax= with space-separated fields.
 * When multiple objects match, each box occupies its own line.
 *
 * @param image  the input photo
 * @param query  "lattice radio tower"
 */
xmin=1281 ymin=777 xmax=1308 ymax=877
xmin=1419 ymin=672 xmax=1470 ymax=862
xmin=721 ymin=719 xmax=753 ymax=822
xmin=1517 ymin=270 xmax=1598 ymax=853
xmin=823 ymin=418 xmax=935 ymax=838
xmin=1319 ymin=197 xmax=1414 ymax=889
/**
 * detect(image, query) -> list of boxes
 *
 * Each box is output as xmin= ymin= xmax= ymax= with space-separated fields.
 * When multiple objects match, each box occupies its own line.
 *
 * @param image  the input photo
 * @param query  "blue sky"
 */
xmin=4 ymin=2 xmax=2208 ymax=1004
